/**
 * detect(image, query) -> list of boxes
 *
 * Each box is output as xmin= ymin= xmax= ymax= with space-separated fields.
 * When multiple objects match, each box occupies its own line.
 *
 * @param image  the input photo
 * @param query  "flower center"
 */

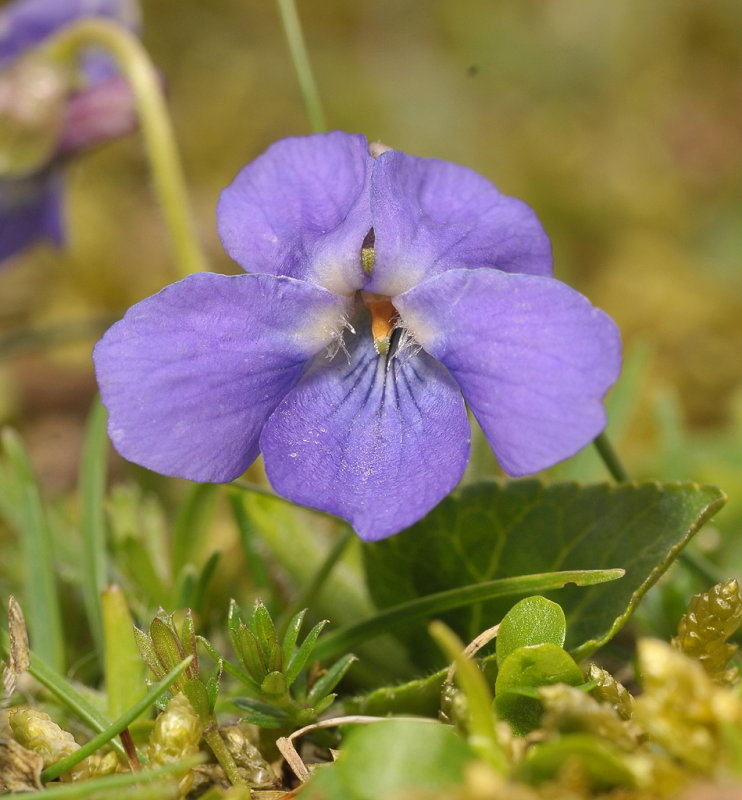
xmin=361 ymin=292 xmax=397 ymax=355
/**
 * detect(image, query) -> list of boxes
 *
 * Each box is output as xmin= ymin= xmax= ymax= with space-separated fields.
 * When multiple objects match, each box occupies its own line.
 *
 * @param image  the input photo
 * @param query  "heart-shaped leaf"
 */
xmin=363 ymin=480 xmax=726 ymax=667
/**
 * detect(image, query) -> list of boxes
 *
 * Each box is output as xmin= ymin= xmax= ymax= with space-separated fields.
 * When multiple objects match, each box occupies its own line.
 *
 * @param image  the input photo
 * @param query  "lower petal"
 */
xmin=260 ymin=317 xmax=471 ymax=541
xmin=395 ymin=269 xmax=621 ymax=476
xmin=93 ymin=272 xmax=351 ymax=482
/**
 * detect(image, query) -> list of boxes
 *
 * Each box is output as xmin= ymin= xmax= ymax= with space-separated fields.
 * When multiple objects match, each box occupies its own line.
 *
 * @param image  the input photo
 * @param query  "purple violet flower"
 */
xmin=94 ymin=131 xmax=621 ymax=541
xmin=0 ymin=0 xmax=140 ymax=263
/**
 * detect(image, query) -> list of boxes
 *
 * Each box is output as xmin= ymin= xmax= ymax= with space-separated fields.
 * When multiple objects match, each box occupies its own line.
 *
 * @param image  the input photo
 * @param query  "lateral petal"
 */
xmin=93 ymin=272 xmax=351 ymax=482
xmin=367 ymin=150 xmax=552 ymax=296
xmin=260 ymin=316 xmax=471 ymax=541
xmin=217 ymin=131 xmax=373 ymax=295
xmin=395 ymin=269 xmax=621 ymax=476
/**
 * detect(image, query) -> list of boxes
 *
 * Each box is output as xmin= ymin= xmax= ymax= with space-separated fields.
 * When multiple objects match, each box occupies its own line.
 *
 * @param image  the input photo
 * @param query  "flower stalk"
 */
xmin=275 ymin=0 xmax=326 ymax=132
xmin=38 ymin=18 xmax=208 ymax=277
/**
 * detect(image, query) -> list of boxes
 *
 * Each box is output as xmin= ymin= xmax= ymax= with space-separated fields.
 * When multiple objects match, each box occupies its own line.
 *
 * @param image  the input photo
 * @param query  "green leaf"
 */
xmin=281 ymin=608 xmax=307 ymax=666
xmin=496 ymin=596 xmax=566 ymax=667
xmin=183 ymin=677 xmax=211 ymax=720
xmin=261 ymin=669 xmax=288 ymax=697
xmin=362 ymin=480 xmax=726 ymax=665
xmin=180 ymin=610 xmax=199 ymax=678
xmin=494 ymin=643 xmax=584 ymax=735
xmin=232 ymin=696 xmax=292 ymax=728
xmin=301 ymin=719 xmax=476 ymax=800
xmin=102 ymin=585 xmax=145 ymax=719
xmin=1 ymin=429 xmax=65 ymax=673
xmin=306 ymin=653 xmax=357 ymax=706
xmin=496 ymin=643 xmax=583 ymax=693
xmin=78 ymin=396 xmax=109 ymax=665
xmin=516 ymin=733 xmax=637 ymax=789
xmin=285 ymin=618 xmax=327 ymax=686
xmin=227 ymin=599 xmax=245 ymax=656
xmin=313 ymin=569 xmax=621 ymax=663
xmin=237 ymin=625 xmax=267 ymax=681
xmin=250 ymin=600 xmax=279 ymax=668
xmin=133 ymin=626 xmax=164 ymax=680
xmin=149 ymin=616 xmax=186 ymax=680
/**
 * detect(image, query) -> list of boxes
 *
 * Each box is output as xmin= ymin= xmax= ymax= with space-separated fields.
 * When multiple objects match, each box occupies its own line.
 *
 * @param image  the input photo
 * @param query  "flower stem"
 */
xmin=593 ymin=432 xmax=725 ymax=584
xmin=41 ymin=19 xmax=208 ymax=278
xmin=275 ymin=0 xmax=327 ymax=133
xmin=593 ymin=431 xmax=629 ymax=482
xmin=202 ymin=725 xmax=246 ymax=788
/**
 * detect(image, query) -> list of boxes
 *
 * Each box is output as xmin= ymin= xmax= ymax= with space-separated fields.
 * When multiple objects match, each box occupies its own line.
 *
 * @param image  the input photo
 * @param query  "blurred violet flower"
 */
xmin=0 ymin=0 xmax=140 ymax=263
xmin=94 ymin=132 xmax=621 ymax=541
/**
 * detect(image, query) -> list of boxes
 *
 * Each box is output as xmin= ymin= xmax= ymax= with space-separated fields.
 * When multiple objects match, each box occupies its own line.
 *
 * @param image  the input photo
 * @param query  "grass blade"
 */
xmin=0 ymin=626 xmax=124 ymax=758
xmin=313 ymin=569 xmax=625 ymax=662
xmin=79 ymin=397 xmax=110 ymax=664
xmin=41 ymin=655 xmax=193 ymax=782
xmin=171 ymin=483 xmax=218 ymax=581
xmin=1 ymin=428 xmax=65 ymax=673
xmin=37 ymin=755 xmax=204 ymax=798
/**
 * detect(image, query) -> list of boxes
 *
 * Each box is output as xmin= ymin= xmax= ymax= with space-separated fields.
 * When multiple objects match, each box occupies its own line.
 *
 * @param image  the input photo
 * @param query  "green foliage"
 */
xmin=496 ymin=596 xmax=567 ymax=665
xmin=495 ymin=644 xmax=585 ymax=735
xmin=491 ymin=597 xmax=584 ymax=736
xmin=0 ymin=429 xmax=65 ymax=673
xmin=226 ymin=599 xmax=356 ymax=728
xmin=362 ymin=480 xmax=726 ymax=667
xmin=300 ymin=719 xmax=477 ymax=800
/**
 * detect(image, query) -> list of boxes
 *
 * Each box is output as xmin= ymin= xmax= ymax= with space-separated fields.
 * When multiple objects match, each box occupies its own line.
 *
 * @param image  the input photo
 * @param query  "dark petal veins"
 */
xmin=260 ymin=314 xmax=471 ymax=541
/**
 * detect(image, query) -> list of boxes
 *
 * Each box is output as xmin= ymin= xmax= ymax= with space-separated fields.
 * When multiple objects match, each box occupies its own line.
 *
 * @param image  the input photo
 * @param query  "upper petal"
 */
xmin=260 ymin=315 xmax=471 ymax=541
xmin=217 ymin=131 xmax=373 ymax=295
xmin=366 ymin=150 xmax=553 ymax=296
xmin=395 ymin=269 xmax=621 ymax=476
xmin=93 ymin=272 xmax=351 ymax=482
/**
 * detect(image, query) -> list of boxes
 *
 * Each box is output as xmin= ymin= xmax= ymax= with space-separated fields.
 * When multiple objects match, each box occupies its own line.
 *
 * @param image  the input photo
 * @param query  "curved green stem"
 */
xmin=42 ymin=18 xmax=208 ymax=277
xmin=276 ymin=0 xmax=327 ymax=132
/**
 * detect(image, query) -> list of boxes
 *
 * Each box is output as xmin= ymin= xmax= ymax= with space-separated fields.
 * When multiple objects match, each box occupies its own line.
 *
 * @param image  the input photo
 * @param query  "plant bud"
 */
xmin=0 ymin=55 xmax=70 ymax=177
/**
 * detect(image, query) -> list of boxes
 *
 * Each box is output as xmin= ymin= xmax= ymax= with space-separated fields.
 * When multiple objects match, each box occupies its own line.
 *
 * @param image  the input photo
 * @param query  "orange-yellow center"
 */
xmin=361 ymin=292 xmax=396 ymax=355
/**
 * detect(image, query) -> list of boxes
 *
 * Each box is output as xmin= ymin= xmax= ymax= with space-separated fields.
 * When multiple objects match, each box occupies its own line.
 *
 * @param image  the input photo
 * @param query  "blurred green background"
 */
xmin=1 ymin=0 xmax=741 ymax=556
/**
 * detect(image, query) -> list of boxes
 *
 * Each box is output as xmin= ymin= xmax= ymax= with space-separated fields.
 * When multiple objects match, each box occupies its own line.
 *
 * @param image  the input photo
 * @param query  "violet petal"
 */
xmin=0 ymin=0 xmax=140 ymax=70
xmin=260 ymin=314 xmax=471 ymax=540
xmin=0 ymin=170 xmax=62 ymax=261
xmin=367 ymin=150 xmax=552 ymax=296
xmin=217 ymin=131 xmax=373 ymax=295
xmin=93 ymin=272 xmax=352 ymax=482
xmin=395 ymin=268 xmax=621 ymax=476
